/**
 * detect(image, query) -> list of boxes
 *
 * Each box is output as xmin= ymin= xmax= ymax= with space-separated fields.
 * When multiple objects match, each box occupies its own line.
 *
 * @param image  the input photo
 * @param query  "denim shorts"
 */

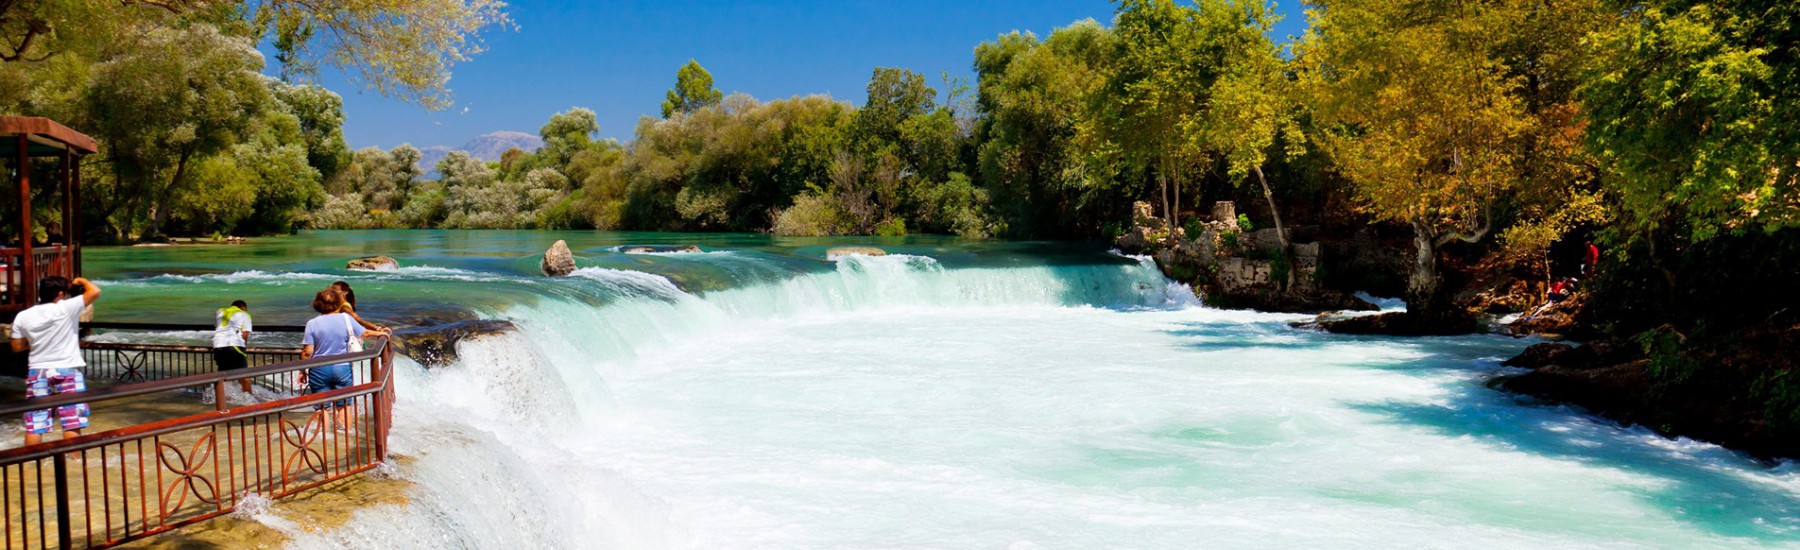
xmin=307 ymin=364 xmax=355 ymax=408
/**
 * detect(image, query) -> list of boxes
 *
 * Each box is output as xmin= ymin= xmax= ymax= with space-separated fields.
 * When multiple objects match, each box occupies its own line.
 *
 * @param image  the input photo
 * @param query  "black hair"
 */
xmin=37 ymin=276 xmax=70 ymax=304
xmin=232 ymin=300 xmax=248 ymax=309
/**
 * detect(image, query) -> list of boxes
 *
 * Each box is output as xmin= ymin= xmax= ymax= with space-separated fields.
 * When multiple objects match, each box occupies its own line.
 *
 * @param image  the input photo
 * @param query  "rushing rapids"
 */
xmin=76 ymin=231 xmax=1800 ymax=548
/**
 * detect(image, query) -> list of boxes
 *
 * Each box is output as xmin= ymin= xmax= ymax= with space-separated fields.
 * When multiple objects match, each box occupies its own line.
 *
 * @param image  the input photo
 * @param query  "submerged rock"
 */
xmin=826 ymin=246 xmax=887 ymax=258
xmin=542 ymin=240 xmax=576 ymax=276
xmin=390 ymin=319 xmax=518 ymax=368
xmin=347 ymin=256 xmax=400 ymax=271
xmin=621 ymin=245 xmax=703 ymax=254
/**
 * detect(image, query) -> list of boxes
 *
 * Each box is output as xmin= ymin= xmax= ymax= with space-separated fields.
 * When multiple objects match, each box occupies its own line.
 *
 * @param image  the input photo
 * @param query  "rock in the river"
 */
xmin=347 ymin=256 xmax=399 ymax=271
xmin=1502 ymin=342 xmax=1576 ymax=369
xmin=542 ymin=240 xmax=576 ymax=276
xmin=621 ymin=245 xmax=703 ymax=254
xmin=826 ymin=246 xmax=887 ymax=259
xmin=1315 ymin=311 xmax=1481 ymax=336
xmin=390 ymin=320 xmax=518 ymax=368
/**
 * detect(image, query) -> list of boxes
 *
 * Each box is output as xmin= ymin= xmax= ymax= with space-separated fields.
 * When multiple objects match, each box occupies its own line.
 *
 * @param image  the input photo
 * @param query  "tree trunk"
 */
xmin=146 ymin=149 xmax=193 ymax=239
xmin=1158 ymin=166 xmax=1172 ymax=237
xmin=1407 ymin=219 xmax=1444 ymax=316
xmin=1252 ymin=165 xmax=1287 ymax=249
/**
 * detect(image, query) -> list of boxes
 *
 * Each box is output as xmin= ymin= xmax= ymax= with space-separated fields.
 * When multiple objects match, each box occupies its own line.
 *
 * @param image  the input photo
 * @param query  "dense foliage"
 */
xmin=0 ymin=0 xmax=508 ymax=241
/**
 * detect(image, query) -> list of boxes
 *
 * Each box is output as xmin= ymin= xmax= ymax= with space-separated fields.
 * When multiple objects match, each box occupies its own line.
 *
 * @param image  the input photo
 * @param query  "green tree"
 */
xmin=84 ymin=24 xmax=273 ymax=239
xmin=536 ymin=107 xmax=600 ymax=177
xmin=974 ymin=20 xmax=1121 ymax=237
xmin=660 ymin=59 xmax=723 ymax=118
xmin=2 ymin=0 xmax=511 ymax=109
xmin=1094 ymin=0 xmax=1214 ymax=231
xmin=1583 ymin=1 xmax=1800 ymax=252
xmin=854 ymin=67 xmax=937 ymax=151
xmin=273 ymin=82 xmax=353 ymax=182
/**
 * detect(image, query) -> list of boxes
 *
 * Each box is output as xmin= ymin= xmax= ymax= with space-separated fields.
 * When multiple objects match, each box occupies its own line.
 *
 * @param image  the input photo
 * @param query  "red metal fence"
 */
xmin=0 ymin=337 xmax=396 ymax=549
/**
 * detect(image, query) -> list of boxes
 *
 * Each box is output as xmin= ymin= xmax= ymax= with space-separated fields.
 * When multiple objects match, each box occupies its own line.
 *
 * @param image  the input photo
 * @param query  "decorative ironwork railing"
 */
xmin=0 ymin=336 xmax=395 ymax=549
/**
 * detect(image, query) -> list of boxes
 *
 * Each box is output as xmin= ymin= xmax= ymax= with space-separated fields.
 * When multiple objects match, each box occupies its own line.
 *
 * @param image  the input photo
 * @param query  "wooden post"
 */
xmin=61 ymin=148 xmax=72 ymax=277
xmin=16 ymin=134 xmax=33 ymax=307
xmin=69 ymin=153 xmax=80 ymax=278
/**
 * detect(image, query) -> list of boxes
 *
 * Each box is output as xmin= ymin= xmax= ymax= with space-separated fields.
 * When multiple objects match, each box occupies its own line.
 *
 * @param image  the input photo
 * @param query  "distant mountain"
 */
xmin=416 ymin=130 xmax=544 ymax=177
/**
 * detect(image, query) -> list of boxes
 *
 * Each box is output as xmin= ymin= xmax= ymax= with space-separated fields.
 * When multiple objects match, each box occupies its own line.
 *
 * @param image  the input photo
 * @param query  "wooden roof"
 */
xmin=0 ymin=116 xmax=99 ymax=156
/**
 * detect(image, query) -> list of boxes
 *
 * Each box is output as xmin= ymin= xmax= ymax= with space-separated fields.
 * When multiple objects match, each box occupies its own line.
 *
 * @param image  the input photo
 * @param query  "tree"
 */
xmin=974 ymin=20 xmax=1121 ymax=237
xmin=1193 ymin=0 xmax=1300 ymax=250
xmin=2 ymin=0 xmax=511 ymax=110
xmin=273 ymin=82 xmax=353 ymax=181
xmin=536 ymin=107 xmax=600 ymax=176
xmin=1583 ymin=1 xmax=1800 ymax=250
xmin=661 ymin=59 xmax=723 ymax=118
xmin=84 ymin=24 xmax=273 ymax=239
xmin=854 ymin=67 xmax=937 ymax=150
xmin=1095 ymin=0 xmax=1214 ymax=231
xmin=1299 ymin=0 xmax=1532 ymax=315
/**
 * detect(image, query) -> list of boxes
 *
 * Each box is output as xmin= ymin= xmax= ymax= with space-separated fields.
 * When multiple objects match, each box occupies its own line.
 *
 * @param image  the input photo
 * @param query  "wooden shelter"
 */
xmin=0 ymin=117 xmax=97 ymax=321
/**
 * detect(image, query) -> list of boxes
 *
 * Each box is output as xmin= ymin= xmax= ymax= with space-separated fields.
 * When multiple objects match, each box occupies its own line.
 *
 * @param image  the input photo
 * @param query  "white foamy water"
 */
xmin=278 ymin=255 xmax=1799 ymax=549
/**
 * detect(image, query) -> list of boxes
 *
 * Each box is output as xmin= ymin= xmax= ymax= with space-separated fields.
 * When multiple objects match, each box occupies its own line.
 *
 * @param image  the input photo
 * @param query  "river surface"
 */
xmin=84 ymin=230 xmax=1800 ymax=548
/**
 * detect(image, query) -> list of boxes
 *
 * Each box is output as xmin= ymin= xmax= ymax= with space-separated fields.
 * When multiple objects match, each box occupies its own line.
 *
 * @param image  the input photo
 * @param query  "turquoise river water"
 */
xmin=71 ymin=230 xmax=1800 ymax=548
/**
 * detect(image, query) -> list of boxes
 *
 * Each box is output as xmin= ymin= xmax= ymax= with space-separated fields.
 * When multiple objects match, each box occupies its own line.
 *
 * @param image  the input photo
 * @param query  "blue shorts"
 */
xmin=307 ymin=364 xmax=355 ymax=408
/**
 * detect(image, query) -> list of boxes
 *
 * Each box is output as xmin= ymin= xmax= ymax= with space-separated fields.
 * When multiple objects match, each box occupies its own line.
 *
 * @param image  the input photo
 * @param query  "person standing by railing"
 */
xmin=9 ymin=276 xmax=101 ymax=445
xmin=213 ymin=300 xmax=254 ymax=394
xmin=300 ymin=289 xmax=371 ymax=429
xmin=331 ymin=281 xmax=391 ymax=336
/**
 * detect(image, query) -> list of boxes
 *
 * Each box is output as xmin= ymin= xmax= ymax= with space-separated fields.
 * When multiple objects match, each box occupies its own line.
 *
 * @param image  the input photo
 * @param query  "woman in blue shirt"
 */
xmin=300 ymin=289 xmax=372 ymax=427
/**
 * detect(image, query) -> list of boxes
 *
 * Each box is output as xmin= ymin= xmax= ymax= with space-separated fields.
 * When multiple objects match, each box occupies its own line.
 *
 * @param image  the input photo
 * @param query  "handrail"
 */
xmin=81 ymin=321 xmax=307 ymax=333
xmin=0 ymin=338 xmax=389 ymax=416
xmin=0 ymin=336 xmax=397 ymax=549
xmin=79 ymin=342 xmax=301 ymax=355
xmin=0 ymin=382 xmax=383 ymax=464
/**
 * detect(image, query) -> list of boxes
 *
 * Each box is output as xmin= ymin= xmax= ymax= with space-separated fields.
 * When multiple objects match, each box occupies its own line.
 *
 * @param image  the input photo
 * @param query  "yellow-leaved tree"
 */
xmin=1299 ymin=0 xmax=1532 ymax=317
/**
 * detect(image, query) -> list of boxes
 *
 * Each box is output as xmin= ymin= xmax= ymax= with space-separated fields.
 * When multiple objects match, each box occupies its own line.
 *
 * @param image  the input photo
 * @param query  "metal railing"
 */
xmin=78 ymin=321 xmax=310 ymax=384
xmin=0 ymin=337 xmax=396 ymax=549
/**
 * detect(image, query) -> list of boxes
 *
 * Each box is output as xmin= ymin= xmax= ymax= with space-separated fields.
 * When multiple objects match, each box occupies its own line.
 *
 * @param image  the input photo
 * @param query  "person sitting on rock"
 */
xmin=1547 ymin=278 xmax=1574 ymax=302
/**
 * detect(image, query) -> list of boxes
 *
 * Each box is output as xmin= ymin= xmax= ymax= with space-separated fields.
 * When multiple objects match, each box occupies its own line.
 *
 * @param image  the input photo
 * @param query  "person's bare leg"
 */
xmin=238 ymin=379 xmax=253 ymax=394
xmin=24 ymin=432 xmax=40 ymax=446
xmin=61 ymin=429 xmax=81 ymax=440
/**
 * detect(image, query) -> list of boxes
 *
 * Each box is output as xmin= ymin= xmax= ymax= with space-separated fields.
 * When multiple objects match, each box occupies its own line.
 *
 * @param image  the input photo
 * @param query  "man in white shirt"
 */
xmin=213 ymin=300 xmax=254 ymax=393
xmin=10 ymin=276 xmax=102 ymax=445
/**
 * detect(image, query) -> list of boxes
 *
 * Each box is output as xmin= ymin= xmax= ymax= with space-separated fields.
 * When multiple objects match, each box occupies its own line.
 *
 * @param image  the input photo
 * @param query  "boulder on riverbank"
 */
xmin=542 ymin=240 xmax=576 ymax=276
xmin=621 ymin=245 xmax=703 ymax=254
xmin=347 ymin=256 xmax=399 ymax=271
xmin=826 ymin=246 xmax=887 ymax=258
xmin=390 ymin=319 xmax=518 ymax=368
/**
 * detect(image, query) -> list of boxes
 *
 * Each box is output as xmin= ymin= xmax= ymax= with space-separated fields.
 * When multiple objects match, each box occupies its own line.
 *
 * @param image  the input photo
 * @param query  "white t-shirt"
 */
xmin=213 ymin=310 xmax=253 ymax=348
xmin=10 ymin=297 xmax=88 ymax=370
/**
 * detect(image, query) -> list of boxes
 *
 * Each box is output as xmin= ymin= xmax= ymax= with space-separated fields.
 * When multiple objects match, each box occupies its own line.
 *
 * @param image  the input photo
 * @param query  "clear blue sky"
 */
xmin=315 ymin=0 xmax=1309 ymax=150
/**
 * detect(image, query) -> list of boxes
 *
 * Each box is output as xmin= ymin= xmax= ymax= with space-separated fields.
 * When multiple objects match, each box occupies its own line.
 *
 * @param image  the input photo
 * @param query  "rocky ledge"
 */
xmin=1490 ymin=323 xmax=1800 ymax=460
xmin=1313 ymin=311 xmax=1480 ymax=336
xmin=390 ymin=319 xmax=518 ymax=368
